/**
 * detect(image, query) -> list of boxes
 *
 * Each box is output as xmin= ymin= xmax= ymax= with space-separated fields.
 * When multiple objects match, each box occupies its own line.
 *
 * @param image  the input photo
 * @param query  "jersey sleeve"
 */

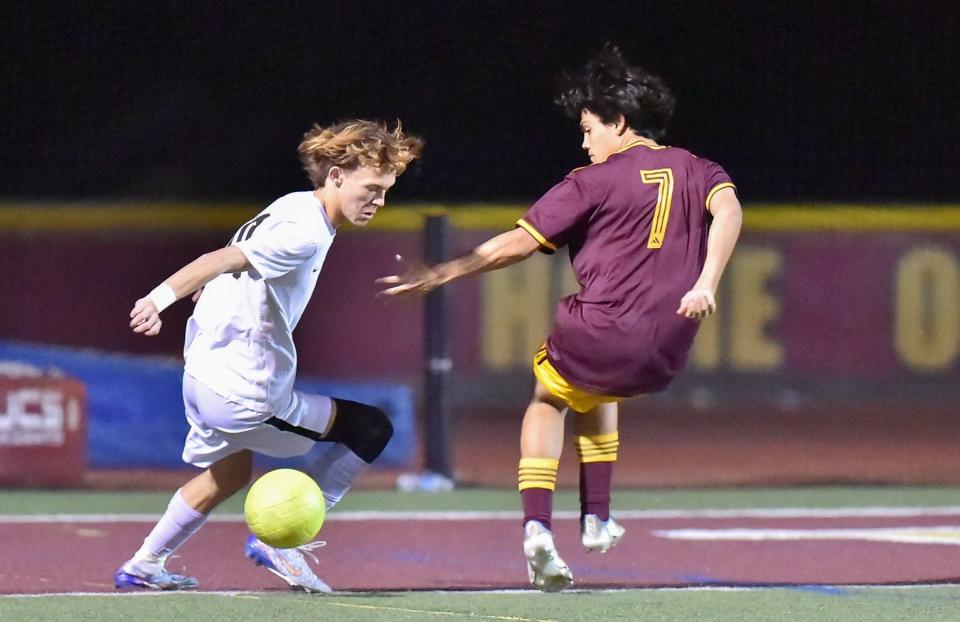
xmin=235 ymin=217 xmax=318 ymax=279
xmin=516 ymin=173 xmax=597 ymax=254
xmin=702 ymin=160 xmax=737 ymax=211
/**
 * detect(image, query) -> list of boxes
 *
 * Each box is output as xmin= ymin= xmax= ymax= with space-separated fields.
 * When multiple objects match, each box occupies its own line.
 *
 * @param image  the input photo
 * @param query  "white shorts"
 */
xmin=181 ymin=373 xmax=334 ymax=468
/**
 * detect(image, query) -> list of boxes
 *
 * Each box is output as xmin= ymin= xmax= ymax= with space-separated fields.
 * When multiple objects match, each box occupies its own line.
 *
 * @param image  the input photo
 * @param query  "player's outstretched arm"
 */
xmin=130 ymin=246 xmax=251 ymax=336
xmin=377 ymin=227 xmax=540 ymax=298
xmin=677 ymin=187 xmax=743 ymax=319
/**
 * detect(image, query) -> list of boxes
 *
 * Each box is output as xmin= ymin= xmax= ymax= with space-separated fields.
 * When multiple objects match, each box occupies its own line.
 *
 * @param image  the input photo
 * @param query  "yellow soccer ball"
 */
xmin=244 ymin=469 xmax=325 ymax=548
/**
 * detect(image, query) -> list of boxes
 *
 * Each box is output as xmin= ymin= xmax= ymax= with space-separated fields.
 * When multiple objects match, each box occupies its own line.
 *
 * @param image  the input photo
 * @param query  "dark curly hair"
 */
xmin=556 ymin=44 xmax=676 ymax=140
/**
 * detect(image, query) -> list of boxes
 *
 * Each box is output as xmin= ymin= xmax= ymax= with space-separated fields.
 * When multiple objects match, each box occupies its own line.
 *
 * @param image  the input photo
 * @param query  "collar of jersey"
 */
xmin=315 ymin=197 xmax=337 ymax=236
xmin=615 ymin=139 xmax=667 ymax=154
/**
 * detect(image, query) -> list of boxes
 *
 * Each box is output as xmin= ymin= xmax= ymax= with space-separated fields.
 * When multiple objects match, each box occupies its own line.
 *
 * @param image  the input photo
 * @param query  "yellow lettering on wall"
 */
xmin=728 ymin=248 xmax=784 ymax=371
xmin=481 ymin=255 xmax=553 ymax=370
xmin=481 ymin=247 xmax=785 ymax=373
xmin=894 ymin=247 xmax=960 ymax=371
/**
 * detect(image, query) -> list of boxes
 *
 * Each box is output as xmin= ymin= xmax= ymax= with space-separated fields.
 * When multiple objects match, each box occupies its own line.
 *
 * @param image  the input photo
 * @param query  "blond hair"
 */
xmin=298 ymin=120 xmax=424 ymax=188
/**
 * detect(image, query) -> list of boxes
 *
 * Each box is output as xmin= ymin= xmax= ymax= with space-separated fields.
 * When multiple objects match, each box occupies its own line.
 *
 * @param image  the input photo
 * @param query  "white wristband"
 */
xmin=147 ymin=283 xmax=177 ymax=313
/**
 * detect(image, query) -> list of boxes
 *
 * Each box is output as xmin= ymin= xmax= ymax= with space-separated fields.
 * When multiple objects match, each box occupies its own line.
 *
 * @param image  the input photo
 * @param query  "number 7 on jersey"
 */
xmin=640 ymin=168 xmax=675 ymax=249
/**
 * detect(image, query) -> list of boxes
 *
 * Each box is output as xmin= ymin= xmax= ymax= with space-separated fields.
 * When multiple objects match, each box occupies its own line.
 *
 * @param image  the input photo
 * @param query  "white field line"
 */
xmin=320 ymin=600 xmax=558 ymax=621
xmin=655 ymin=526 xmax=960 ymax=545
xmin=5 ymin=506 xmax=960 ymax=523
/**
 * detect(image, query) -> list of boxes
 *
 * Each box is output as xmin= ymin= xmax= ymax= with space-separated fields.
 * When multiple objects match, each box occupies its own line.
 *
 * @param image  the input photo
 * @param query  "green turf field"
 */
xmin=4 ymin=486 xmax=960 ymax=621
xmin=5 ymin=485 xmax=960 ymax=514
xmin=4 ymin=587 xmax=960 ymax=622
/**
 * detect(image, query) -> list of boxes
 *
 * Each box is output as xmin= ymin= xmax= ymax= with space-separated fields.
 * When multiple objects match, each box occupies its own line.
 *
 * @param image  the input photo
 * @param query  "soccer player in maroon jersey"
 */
xmin=379 ymin=45 xmax=742 ymax=592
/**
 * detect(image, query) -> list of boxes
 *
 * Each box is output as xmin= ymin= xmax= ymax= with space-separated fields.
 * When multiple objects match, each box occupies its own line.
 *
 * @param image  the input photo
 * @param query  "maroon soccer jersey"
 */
xmin=517 ymin=142 xmax=735 ymax=396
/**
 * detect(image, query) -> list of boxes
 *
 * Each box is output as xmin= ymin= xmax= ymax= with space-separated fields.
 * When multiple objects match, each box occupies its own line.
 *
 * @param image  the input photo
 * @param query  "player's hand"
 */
xmin=191 ymin=287 xmax=204 ymax=303
xmin=129 ymin=297 xmax=163 ymax=336
xmin=376 ymin=254 xmax=442 ymax=298
xmin=677 ymin=288 xmax=716 ymax=320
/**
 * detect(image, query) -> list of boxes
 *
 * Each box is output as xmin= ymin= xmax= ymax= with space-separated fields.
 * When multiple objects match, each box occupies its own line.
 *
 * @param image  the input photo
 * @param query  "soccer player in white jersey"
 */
xmin=114 ymin=120 xmax=423 ymax=592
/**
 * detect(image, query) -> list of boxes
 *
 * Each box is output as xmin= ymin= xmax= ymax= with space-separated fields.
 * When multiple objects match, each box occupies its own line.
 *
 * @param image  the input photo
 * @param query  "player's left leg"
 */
xmin=518 ymin=380 xmax=573 ymax=592
xmin=242 ymin=394 xmax=392 ymax=593
xmin=305 ymin=397 xmax=393 ymax=509
xmin=234 ymin=392 xmax=390 ymax=593
xmin=519 ymin=381 xmax=568 ymax=529
xmin=244 ymin=390 xmax=393 ymax=510
xmin=115 ymin=449 xmax=253 ymax=590
xmin=575 ymin=402 xmax=626 ymax=553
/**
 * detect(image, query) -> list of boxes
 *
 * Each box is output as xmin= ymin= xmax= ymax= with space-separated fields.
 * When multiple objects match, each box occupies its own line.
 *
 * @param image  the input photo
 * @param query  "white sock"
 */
xmin=308 ymin=444 xmax=369 ymax=510
xmin=128 ymin=489 xmax=207 ymax=572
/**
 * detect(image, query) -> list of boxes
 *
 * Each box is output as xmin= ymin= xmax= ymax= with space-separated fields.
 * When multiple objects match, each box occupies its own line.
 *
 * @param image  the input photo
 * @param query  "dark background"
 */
xmin=2 ymin=1 xmax=958 ymax=203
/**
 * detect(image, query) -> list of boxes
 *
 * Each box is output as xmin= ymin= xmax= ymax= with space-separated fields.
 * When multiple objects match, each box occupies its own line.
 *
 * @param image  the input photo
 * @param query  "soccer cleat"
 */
xmin=581 ymin=514 xmax=626 ymax=553
xmin=244 ymin=534 xmax=332 ymax=593
xmin=523 ymin=520 xmax=573 ymax=593
xmin=114 ymin=564 xmax=199 ymax=591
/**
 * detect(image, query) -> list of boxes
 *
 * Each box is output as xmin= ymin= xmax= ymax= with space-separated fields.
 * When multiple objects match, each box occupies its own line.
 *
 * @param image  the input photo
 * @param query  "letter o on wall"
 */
xmin=894 ymin=247 xmax=960 ymax=371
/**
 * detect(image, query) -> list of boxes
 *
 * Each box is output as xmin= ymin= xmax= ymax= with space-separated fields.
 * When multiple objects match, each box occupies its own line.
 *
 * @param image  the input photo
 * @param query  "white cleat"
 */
xmin=245 ymin=535 xmax=332 ymax=593
xmin=523 ymin=520 xmax=573 ymax=593
xmin=581 ymin=514 xmax=626 ymax=553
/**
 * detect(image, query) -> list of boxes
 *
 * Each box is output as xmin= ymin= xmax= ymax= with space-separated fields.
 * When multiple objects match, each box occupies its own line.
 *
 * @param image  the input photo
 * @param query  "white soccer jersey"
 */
xmin=183 ymin=191 xmax=336 ymax=419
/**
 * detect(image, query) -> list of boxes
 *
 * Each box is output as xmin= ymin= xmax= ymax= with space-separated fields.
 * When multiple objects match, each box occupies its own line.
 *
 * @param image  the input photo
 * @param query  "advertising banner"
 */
xmin=0 ymin=368 xmax=86 ymax=486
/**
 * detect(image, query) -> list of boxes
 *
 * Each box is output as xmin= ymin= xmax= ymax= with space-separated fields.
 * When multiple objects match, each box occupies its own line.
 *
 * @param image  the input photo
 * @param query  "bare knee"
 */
xmin=521 ymin=383 xmax=569 ymax=458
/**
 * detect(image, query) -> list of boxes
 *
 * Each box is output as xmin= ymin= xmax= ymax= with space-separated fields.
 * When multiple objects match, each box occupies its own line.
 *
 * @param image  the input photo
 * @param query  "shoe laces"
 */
xmin=164 ymin=555 xmax=194 ymax=578
xmin=582 ymin=515 xmax=601 ymax=538
xmin=135 ymin=553 xmax=181 ymax=577
xmin=524 ymin=520 xmax=549 ymax=538
xmin=294 ymin=540 xmax=326 ymax=565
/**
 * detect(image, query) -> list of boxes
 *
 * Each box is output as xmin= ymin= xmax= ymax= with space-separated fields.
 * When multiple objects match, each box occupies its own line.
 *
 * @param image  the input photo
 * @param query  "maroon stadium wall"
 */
xmin=2 ymin=205 xmax=957 ymax=384
xmin=1 ymin=204 xmax=958 ymax=485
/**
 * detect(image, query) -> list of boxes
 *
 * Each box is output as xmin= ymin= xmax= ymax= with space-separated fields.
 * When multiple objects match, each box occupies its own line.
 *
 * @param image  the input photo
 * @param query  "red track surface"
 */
xmin=4 ymin=513 xmax=960 ymax=594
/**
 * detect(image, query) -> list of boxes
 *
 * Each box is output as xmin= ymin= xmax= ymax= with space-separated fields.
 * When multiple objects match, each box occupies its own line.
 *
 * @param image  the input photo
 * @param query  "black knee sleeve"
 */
xmin=326 ymin=399 xmax=393 ymax=464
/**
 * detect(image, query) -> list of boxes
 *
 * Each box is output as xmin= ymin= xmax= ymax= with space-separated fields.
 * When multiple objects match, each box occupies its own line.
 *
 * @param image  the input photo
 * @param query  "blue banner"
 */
xmin=0 ymin=341 xmax=415 ymax=469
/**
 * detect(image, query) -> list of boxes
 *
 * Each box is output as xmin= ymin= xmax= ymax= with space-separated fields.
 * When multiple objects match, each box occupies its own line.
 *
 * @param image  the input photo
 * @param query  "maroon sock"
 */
xmin=521 ymin=488 xmax=554 ymax=531
xmin=579 ymin=462 xmax=613 ymax=521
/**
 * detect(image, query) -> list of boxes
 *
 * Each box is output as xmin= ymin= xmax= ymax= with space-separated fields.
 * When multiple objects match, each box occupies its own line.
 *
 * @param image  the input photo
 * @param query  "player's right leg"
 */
xmin=116 ymin=374 xmax=257 ymax=590
xmin=575 ymin=402 xmax=627 ymax=553
xmin=115 ymin=450 xmax=252 ymax=590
